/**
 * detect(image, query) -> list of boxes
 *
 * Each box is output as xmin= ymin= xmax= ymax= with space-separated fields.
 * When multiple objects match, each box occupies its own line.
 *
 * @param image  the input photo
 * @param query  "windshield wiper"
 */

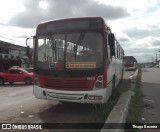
xmin=48 ymin=34 xmax=57 ymax=61
xmin=73 ymin=32 xmax=85 ymax=60
xmin=76 ymin=32 xmax=85 ymax=46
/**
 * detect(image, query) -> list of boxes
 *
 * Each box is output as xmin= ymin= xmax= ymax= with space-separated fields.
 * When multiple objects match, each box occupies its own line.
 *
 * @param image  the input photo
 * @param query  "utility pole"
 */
xmin=155 ymin=51 xmax=157 ymax=63
xmin=152 ymin=56 xmax=154 ymax=65
xmin=158 ymin=49 xmax=160 ymax=61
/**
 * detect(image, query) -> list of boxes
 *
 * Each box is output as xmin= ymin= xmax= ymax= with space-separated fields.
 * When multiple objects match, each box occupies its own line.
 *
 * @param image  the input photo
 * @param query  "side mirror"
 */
xmin=108 ymin=34 xmax=115 ymax=46
xmin=108 ymin=34 xmax=115 ymax=57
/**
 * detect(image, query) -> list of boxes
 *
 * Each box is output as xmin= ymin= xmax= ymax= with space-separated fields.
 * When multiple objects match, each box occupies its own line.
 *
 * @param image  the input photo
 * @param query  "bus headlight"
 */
xmin=93 ymin=75 xmax=103 ymax=90
xmin=95 ymin=82 xmax=102 ymax=89
xmin=34 ymin=74 xmax=40 ymax=86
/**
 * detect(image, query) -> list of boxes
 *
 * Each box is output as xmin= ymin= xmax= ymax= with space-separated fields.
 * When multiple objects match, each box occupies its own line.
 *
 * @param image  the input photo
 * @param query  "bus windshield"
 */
xmin=36 ymin=31 xmax=103 ymax=71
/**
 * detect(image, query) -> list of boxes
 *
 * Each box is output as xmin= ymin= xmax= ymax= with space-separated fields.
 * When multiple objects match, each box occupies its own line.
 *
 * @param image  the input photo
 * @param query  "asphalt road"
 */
xmin=0 ymin=84 xmax=96 ymax=124
xmin=0 ymin=70 xmax=134 ymax=132
xmin=140 ymin=68 xmax=160 ymax=132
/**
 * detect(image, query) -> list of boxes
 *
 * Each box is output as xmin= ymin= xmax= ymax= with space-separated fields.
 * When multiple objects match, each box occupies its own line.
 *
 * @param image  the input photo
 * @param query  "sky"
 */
xmin=0 ymin=0 xmax=160 ymax=63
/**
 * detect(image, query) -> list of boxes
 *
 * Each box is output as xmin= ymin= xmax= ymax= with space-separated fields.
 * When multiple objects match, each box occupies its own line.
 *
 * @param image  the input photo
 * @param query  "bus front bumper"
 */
xmin=33 ymin=85 xmax=110 ymax=104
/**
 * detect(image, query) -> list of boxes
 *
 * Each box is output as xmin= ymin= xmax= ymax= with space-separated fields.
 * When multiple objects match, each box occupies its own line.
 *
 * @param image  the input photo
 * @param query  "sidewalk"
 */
xmin=139 ymin=68 xmax=160 ymax=132
xmin=101 ymin=69 xmax=138 ymax=132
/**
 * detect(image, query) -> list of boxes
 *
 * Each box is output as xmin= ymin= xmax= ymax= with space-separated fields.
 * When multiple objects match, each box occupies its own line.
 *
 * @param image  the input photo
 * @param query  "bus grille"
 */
xmin=42 ymin=77 xmax=89 ymax=91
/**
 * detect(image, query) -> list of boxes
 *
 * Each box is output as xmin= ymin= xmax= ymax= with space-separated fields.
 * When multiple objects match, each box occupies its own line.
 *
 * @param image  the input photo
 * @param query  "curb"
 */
xmin=100 ymin=69 xmax=139 ymax=132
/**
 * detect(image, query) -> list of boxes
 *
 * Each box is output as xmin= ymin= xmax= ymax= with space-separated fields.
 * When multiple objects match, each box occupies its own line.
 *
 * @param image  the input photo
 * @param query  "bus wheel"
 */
xmin=0 ymin=78 xmax=4 ymax=86
xmin=111 ymin=76 xmax=115 ymax=94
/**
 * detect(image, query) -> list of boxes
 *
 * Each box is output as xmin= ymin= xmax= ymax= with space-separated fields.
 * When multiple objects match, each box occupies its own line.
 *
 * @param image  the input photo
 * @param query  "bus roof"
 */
xmin=38 ymin=17 xmax=105 ymax=25
xmin=124 ymin=56 xmax=135 ymax=59
xmin=36 ymin=17 xmax=106 ymax=35
xmin=124 ymin=56 xmax=137 ymax=62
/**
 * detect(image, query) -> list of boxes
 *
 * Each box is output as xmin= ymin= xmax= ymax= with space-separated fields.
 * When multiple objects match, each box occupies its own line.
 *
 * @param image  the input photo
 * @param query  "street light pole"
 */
xmin=155 ymin=50 xmax=157 ymax=63
xmin=25 ymin=37 xmax=33 ymax=68
xmin=26 ymin=37 xmax=33 ymax=47
xmin=158 ymin=49 xmax=160 ymax=61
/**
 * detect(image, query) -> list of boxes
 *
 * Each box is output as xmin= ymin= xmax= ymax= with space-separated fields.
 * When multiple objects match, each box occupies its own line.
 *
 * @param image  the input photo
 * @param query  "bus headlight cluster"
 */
xmin=95 ymin=82 xmax=102 ymax=88
xmin=94 ymin=75 xmax=103 ymax=89
xmin=34 ymin=74 xmax=40 ymax=86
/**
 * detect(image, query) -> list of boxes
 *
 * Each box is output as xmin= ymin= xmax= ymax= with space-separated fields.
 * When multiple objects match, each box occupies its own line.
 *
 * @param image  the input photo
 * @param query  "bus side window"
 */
xmin=115 ymin=42 xmax=120 ymax=59
xmin=107 ymin=44 xmax=111 ymax=63
xmin=115 ymin=42 xmax=118 ymax=58
xmin=117 ymin=44 xmax=120 ymax=59
xmin=108 ymin=34 xmax=115 ymax=57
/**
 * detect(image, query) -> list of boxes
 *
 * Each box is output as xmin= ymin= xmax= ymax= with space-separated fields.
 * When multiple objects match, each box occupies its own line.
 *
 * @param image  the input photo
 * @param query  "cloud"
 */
xmin=117 ymin=35 xmax=133 ymax=48
xmin=135 ymin=36 xmax=160 ymax=47
xmin=2 ymin=0 xmax=159 ymax=63
xmin=118 ymin=20 xmax=160 ymax=42
xmin=123 ymin=27 xmax=152 ymax=39
xmin=13 ymin=34 xmax=28 ymax=38
xmin=7 ymin=0 xmax=130 ymax=28
xmin=122 ymin=36 xmax=160 ymax=62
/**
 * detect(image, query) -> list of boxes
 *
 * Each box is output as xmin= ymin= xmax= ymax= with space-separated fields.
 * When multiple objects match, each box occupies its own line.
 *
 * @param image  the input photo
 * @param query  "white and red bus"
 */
xmin=123 ymin=56 xmax=138 ymax=71
xmin=33 ymin=17 xmax=124 ymax=104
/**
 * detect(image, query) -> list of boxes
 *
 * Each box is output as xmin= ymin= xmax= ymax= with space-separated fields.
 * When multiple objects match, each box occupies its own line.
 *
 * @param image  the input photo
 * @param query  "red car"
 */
xmin=0 ymin=66 xmax=34 ymax=85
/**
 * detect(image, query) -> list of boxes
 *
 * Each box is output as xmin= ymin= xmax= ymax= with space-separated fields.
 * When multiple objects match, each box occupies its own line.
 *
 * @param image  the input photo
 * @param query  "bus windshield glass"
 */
xmin=36 ymin=31 xmax=103 ymax=70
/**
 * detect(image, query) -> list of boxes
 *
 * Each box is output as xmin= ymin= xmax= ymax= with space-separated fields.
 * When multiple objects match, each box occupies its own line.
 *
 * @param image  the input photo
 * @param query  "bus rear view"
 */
xmin=33 ymin=17 xmax=123 ymax=104
xmin=123 ymin=56 xmax=137 ymax=71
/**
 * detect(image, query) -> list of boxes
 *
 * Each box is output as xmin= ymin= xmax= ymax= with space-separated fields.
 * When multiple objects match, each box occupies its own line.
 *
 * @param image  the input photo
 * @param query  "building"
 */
xmin=0 ymin=41 xmax=32 ymax=72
